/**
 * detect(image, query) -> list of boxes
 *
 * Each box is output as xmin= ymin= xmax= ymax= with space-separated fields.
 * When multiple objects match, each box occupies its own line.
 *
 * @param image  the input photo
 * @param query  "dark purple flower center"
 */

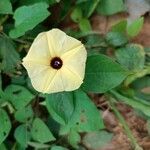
xmin=50 ymin=57 xmax=63 ymax=69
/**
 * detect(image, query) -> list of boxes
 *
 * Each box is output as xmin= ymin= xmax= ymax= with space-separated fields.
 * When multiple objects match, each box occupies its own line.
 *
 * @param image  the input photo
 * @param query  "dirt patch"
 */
xmin=88 ymin=93 xmax=150 ymax=150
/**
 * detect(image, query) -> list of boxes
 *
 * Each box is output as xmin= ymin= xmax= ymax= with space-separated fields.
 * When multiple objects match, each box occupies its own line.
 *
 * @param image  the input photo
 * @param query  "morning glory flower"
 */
xmin=22 ymin=29 xmax=87 ymax=93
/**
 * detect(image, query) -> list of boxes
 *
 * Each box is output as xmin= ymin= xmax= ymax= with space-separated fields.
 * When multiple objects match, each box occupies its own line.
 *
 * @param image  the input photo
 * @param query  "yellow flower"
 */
xmin=22 ymin=29 xmax=87 ymax=93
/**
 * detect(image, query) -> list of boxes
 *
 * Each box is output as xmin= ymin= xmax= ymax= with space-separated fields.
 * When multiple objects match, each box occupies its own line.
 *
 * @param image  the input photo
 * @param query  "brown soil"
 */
xmin=85 ymin=94 xmax=150 ymax=150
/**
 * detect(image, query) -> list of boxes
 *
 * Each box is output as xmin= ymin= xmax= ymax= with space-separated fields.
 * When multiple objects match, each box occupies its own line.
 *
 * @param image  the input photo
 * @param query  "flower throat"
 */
xmin=50 ymin=57 xmax=63 ymax=69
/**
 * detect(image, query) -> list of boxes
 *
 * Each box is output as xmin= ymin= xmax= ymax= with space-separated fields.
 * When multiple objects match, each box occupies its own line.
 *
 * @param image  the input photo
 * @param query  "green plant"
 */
xmin=0 ymin=0 xmax=149 ymax=150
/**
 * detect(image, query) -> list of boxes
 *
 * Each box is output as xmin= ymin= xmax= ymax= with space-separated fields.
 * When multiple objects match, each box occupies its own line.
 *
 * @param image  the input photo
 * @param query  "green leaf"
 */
xmin=85 ymin=34 xmax=106 ymax=55
xmin=47 ymin=116 xmax=60 ymax=136
xmin=145 ymin=47 xmax=150 ymax=56
xmin=60 ymin=89 xmax=104 ymax=134
xmin=18 ymin=0 xmax=59 ymax=6
xmin=132 ymin=76 xmax=150 ymax=91
xmin=68 ymin=129 xmax=81 ymax=148
xmin=79 ymin=18 xmax=92 ymax=32
xmin=27 ymin=141 xmax=50 ymax=149
xmin=127 ymin=17 xmax=144 ymax=37
xmin=46 ymin=92 xmax=74 ymax=125
xmin=9 ymin=2 xmax=50 ymax=38
xmin=111 ymin=20 xmax=127 ymax=33
xmin=82 ymin=130 xmax=113 ymax=149
xmin=106 ymin=32 xmax=128 ymax=47
xmin=51 ymin=146 xmax=68 ymax=150
xmin=15 ymin=105 xmax=34 ymax=123
xmin=132 ymin=76 xmax=150 ymax=101
xmin=0 ymin=143 xmax=7 ymax=150
xmin=26 ymin=77 xmax=38 ymax=95
xmin=96 ymin=0 xmax=125 ymax=16
xmin=31 ymin=118 xmax=55 ymax=143
xmin=0 ymin=0 xmax=13 ymax=14
xmin=85 ymin=34 xmax=104 ymax=47
xmin=14 ymin=124 xmax=31 ymax=148
xmin=0 ymin=36 xmax=20 ymax=73
xmin=71 ymin=7 xmax=82 ymax=23
xmin=59 ymin=0 xmax=72 ymax=20
xmin=12 ymin=143 xmax=26 ymax=150
xmin=11 ymin=75 xmax=26 ymax=85
xmin=85 ymin=0 xmax=101 ymax=18
xmin=4 ymin=85 xmax=34 ymax=109
xmin=76 ymin=0 xmax=88 ymax=4
xmin=115 ymin=44 xmax=145 ymax=71
xmin=82 ymin=54 xmax=128 ymax=93
xmin=123 ymin=66 xmax=150 ymax=87
xmin=78 ymin=0 xmax=101 ymax=18
xmin=0 ymin=109 xmax=11 ymax=144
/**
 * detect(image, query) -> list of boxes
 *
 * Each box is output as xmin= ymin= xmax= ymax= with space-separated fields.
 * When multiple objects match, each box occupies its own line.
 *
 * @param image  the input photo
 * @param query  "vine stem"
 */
xmin=75 ymin=31 xmax=103 ymax=38
xmin=107 ymin=94 xmax=143 ymax=150
xmin=13 ymin=38 xmax=31 ymax=45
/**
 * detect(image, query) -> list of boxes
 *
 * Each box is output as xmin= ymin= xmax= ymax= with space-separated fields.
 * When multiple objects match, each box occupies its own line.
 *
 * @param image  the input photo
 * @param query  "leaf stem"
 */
xmin=109 ymin=89 xmax=150 ymax=117
xmin=107 ymin=94 xmax=143 ymax=150
xmin=0 ymin=15 xmax=9 ymax=26
xmin=124 ymin=66 xmax=150 ymax=86
xmin=27 ymin=141 xmax=50 ymax=149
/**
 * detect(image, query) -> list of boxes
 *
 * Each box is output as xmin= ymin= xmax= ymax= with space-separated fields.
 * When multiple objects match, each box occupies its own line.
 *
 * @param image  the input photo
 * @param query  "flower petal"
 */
xmin=22 ymin=28 xmax=87 ymax=94
xmin=62 ymin=45 xmax=87 ymax=80
xmin=46 ymin=29 xmax=83 ymax=56
xmin=45 ymin=71 xmax=64 ymax=93
xmin=23 ymin=61 xmax=57 ymax=93
xmin=61 ymin=67 xmax=83 ymax=91
xmin=23 ymin=32 xmax=51 ymax=64
xmin=46 ymin=29 xmax=66 ymax=56
xmin=45 ymin=67 xmax=83 ymax=93
xmin=61 ymin=35 xmax=83 ymax=55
